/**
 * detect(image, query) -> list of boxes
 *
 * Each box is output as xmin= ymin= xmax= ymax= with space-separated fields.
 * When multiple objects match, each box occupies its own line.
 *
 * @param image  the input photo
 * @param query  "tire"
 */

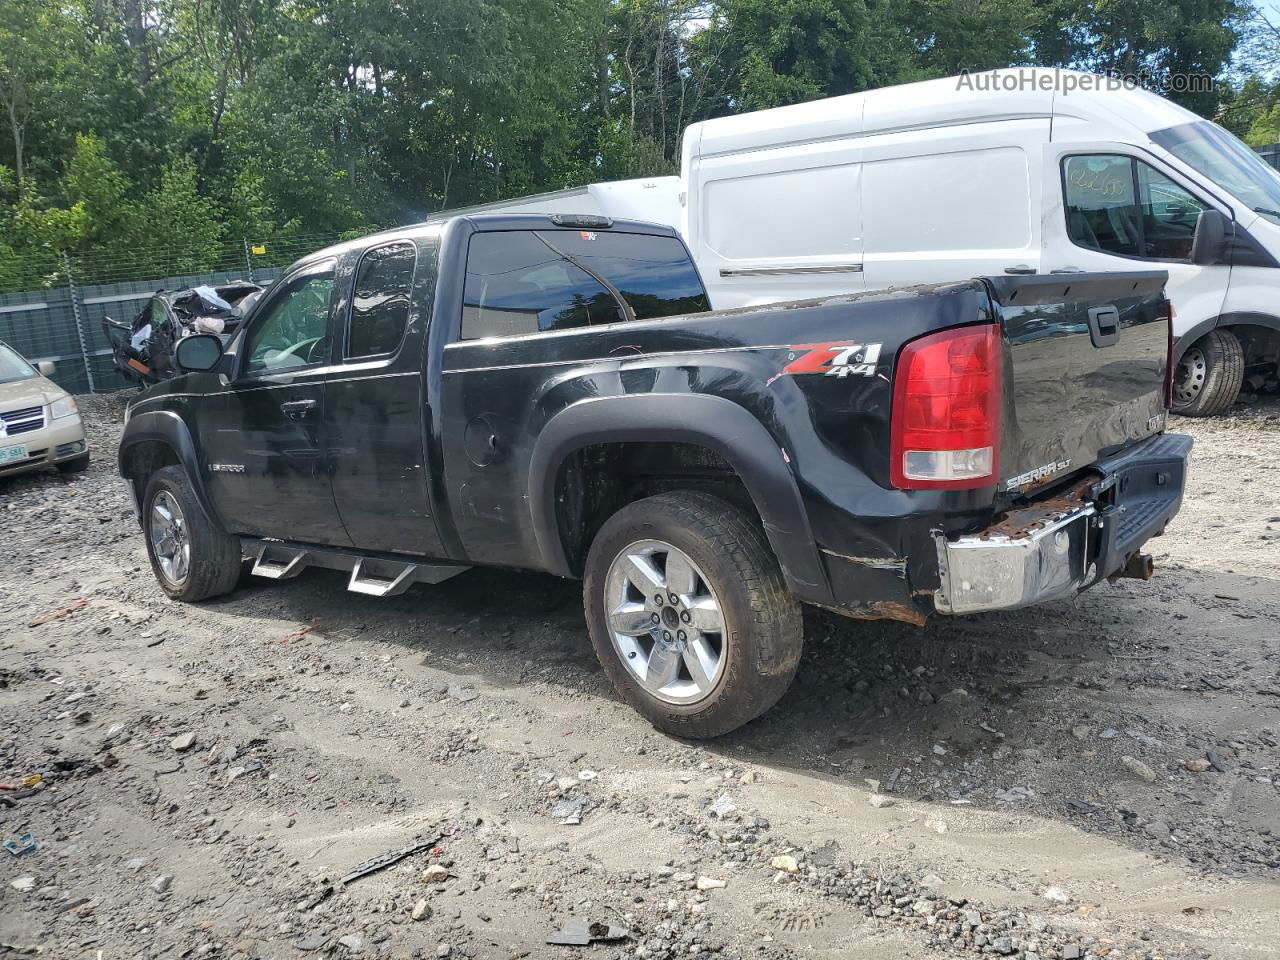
xmin=56 ymin=452 xmax=91 ymax=474
xmin=583 ymin=491 xmax=804 ymax=738
xmin=1173 ymin=329 xmax=1243 ymax=417
xmin=142 ymin=465 xmax=242 ymax=602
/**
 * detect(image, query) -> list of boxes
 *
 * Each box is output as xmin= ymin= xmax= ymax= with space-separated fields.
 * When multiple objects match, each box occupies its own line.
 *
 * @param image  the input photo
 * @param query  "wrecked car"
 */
xmin=103 ymin=281 xmax=262 ymax=386
xmin=118 ymin=214 xmax=1190 ymax=737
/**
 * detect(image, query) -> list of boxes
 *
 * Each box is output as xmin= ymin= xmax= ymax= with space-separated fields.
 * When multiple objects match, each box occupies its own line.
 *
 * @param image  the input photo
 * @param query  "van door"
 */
xmin=857 ymin=120 xmax=1049 ymax=289
xmin=1041 ymin=143 xmax=1230 ymax=336
xmin=688 ymin=143 xmax=866 ymax=309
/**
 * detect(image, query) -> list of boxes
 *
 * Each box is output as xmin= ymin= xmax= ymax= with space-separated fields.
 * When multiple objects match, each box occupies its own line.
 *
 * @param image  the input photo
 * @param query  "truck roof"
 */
xmin=299 ymin=214 xmax=682 ymax=268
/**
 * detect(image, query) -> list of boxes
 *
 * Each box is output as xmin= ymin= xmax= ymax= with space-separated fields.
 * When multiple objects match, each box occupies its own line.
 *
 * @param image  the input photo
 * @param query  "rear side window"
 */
xmin=1063 ymin=154 xmax=1209 ymax=261
xmin=348 ymin=241 xmax=416 ymax=357
xmin=460 ymin=230 xmax=709 ymax=340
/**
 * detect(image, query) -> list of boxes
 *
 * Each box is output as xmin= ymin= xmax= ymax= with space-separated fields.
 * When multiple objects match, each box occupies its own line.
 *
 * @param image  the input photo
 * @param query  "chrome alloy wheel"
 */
xmin=604 ymin=539 xmax=727 ymax=705
xmin=149 ymin=490 xmax=190 ymax=585
xmin=1174 ymin=346 xmax=1207 ymax=406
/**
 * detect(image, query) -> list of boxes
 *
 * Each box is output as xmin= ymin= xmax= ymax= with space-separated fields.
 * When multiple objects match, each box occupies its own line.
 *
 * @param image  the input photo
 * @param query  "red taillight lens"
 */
xmin=1164 ymin=302 xmax=1176 ymax=410
xmin=890 ymin=324 xmax=1001 ymax=490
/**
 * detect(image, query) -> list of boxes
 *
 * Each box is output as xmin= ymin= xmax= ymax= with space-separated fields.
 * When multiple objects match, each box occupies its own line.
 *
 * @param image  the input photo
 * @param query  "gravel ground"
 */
xmin=1 ymin=391 xmax=1277 ymax=960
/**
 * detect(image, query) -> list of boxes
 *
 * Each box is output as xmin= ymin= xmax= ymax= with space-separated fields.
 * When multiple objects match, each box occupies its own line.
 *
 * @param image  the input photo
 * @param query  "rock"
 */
xmin=770 ymin=855 xmax=799 ymax=873
xmin=577 ymin=769 xmax=597 ymax=781
xmin=1121 ymin=755 xmax=1157 ymax=783
xmin=873 ymin=905 xmax=893 ymax=918
xmin=436 ymin=945 xmax=452 ymax=958
xmin=1099 ymin=728 xmax=1118 ymax=739
xmin=1144 ymin=820 xmax=1172 ymax=841
xmin=1062 ymin=945 xmax=1082 ymax=960
xmin=422 ymin=865 xmax=449 ymax=883
xmin=1071 ymin=725 xmax=1092 ymax=740
xmin=740 ymin=770 xmax=757 ymax=785
xmin=708 ymin=794 xmax=736 ymax=818
xmin=411 ymin=898 xmax=431 ymax=921
xmin=447 ymin=684 xmax=478 ymax=702
xmin=991 ymin=937 xmax=1015 ymax=955
xmin=1206 ymin=750 xmax=1227 ymax=772
xmin=1184 ymin=758 xmax=1212 ymax=773
xmin=150 ymin=874 xmax=173 ymax=894
xmin=170 ymin=732 xmax=197 ymax=751
xmin=294 ymin=932 xmax=331 ymax=952
xmin=338 ymin=934 xmax=363 ymax=952
xmin=1042 ymin=885 xmax=1070 ymax=903
xmin=868 ymin=794 xmax=895 ymax=809
xmin=11 ymin=876 xmax=36 ymax=892
xmin=695 ymin=876 xmax=726 ymax=890
xmin=126 ymin=856 xmax=149 ymax=873
xmin=925 ymin=818 xmax=948 ymax=834
xmin=932 ymin=744 xmax=947 ymax=755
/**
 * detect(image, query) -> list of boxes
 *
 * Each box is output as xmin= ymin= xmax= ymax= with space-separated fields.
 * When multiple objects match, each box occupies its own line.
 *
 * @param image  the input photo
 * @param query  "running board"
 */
xmin=245 ymin=539 xmax=470 ymax=596
xmin=252 ymin=546 xmax=309 ymax=580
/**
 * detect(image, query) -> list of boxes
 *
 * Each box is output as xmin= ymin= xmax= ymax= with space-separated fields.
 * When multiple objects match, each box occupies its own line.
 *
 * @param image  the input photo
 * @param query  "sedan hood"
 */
xmin=0 ymin=376 xmax=60 ymax=413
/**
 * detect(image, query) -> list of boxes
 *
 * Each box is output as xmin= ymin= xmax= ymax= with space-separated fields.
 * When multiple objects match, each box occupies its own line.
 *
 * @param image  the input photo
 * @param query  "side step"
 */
xmin=245 ymin=539 xmax=470 ymax=597
xmin=252 ymin=545 xmax=309 ymax=580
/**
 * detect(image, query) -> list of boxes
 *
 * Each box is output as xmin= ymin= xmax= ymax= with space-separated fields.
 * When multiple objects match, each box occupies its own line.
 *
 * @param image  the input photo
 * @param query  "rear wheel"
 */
xmin=1173 ymin=329 xmax=1243 ymax=417
xmin=142 ymin=465 xmax=242 ymax=601
xmin=584 ymin=491 xmax=804 ymax=738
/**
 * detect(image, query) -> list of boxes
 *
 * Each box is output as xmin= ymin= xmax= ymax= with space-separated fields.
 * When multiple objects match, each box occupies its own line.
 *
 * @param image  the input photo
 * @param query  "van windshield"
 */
xmin=1150 ymin=120 xmax=1280 ymax=226
xmin=0 ymin=343 xmax=38 ymax=384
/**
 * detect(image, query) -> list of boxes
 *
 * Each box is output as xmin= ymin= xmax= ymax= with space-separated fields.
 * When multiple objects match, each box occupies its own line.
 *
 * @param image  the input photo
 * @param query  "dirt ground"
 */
xmin=1 ymin=391 xmax=1277 ymax=960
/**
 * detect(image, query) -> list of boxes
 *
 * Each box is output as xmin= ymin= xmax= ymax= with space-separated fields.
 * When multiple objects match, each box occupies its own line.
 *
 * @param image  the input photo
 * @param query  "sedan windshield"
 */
xmin=0 ymin=343 xmax=38 ymax=384
xmin=1150 ymin=120 xmax=1280 ymax=226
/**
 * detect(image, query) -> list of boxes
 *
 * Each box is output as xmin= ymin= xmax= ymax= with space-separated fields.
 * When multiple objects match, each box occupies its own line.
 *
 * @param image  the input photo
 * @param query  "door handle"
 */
xmin=1004 ymin=264 xmax=1036 ymax=275
xmin=281 ymin=399 xmax=317 ymax=419
xmin=1050 ymin=266 xmax=1085 ymax=274
xmin=1087 ymin=305 xmax=1121 ymax=347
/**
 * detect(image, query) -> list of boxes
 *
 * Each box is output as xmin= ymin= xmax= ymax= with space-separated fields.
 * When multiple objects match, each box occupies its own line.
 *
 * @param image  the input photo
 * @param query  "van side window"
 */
xmin=461 ymin=232 xmax=624 ymax=339
xmin=1063 ymin=155 xmax=1208 ymax=261
xmin=348 ymin=241 xmax=416 ymax=358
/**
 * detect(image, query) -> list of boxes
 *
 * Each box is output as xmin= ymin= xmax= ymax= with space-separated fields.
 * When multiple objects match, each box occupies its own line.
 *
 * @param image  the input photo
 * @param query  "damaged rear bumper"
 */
xmin=933 ymin=432 xmax=1193 ymax=615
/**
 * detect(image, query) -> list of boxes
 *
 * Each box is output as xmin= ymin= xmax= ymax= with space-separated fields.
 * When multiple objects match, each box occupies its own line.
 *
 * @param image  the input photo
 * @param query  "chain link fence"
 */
xmin=0 ymin=234 xmax=343 ymax=394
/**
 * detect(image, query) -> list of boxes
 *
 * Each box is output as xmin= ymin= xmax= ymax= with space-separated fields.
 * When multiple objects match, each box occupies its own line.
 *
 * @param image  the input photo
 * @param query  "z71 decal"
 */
xmin=776 ymin=342 xmax=883 ymax=380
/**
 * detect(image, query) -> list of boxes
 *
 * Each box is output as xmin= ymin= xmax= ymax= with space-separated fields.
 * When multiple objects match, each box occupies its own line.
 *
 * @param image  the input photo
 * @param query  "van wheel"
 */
xmin=1173 ymin=329 xmax=1243 ymax=417
xmin=583 ymin=492 xmax=804 ymax=738
xmin=142 ymin=465 xmax=242 ymax=602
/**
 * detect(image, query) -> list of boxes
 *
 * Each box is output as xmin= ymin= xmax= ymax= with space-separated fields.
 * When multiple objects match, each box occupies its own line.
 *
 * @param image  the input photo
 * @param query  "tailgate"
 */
xmin=983 ymin=271 xmax=1170 ymax=495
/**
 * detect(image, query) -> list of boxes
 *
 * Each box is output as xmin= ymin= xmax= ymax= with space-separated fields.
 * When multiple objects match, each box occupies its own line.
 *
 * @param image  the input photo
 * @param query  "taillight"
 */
xmin=1164 ymin=302 xmax=1176 ymax=410
xmin=890 ymin=324 xmax=1001 ymax=490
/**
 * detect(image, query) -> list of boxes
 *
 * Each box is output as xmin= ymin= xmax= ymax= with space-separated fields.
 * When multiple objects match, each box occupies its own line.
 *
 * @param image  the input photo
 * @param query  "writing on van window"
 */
xmin=1063 ymin=154 xmax=1209 ymax=261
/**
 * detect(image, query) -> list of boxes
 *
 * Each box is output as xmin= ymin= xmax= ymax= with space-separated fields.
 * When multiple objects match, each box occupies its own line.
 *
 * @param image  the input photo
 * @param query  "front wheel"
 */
xmin=1173 ymin=329 xmax=1243 ymax=417
xmin=584 ymin=492 xmax=804 ymax=738
xmin=142 ymin=465 xmax=242 ymax=602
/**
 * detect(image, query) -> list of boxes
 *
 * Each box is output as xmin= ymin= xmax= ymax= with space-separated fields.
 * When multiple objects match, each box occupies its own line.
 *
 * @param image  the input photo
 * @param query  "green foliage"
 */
xmin=0 ymin=0 xmax=1267 ymax=292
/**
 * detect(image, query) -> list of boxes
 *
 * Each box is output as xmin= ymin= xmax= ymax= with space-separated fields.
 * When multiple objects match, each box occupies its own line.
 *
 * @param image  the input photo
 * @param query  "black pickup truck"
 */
xmin=119 ymin=214 xmax=1191 ymax=737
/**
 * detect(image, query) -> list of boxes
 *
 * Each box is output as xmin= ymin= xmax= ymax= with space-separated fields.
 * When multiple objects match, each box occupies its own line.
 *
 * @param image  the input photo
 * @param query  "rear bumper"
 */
xmin=933 ymin=432 xmax=1192 ymax=615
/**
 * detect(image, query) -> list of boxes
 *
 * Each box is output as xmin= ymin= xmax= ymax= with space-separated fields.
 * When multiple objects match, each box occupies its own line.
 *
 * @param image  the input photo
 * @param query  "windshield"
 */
xmin=1150 ymin=120 xmax=1280 ymax=226
xmin=0 ymin=343 xmax=38 ymax=384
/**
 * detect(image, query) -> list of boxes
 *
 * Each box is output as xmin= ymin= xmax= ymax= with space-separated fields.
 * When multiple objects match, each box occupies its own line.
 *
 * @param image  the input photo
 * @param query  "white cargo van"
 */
xmin=676 ymin=68 xmax=1280 ymax=416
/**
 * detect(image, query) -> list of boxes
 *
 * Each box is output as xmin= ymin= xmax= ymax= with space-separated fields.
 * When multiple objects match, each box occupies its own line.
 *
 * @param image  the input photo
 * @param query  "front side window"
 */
xmin=462 ymin=232 xmax=624 ymax=339
xmin=243 ymin=263 xmax=336 ymax=373
xmin=0 ymin=343 xmax=36 ymax=384
xmin=1063 ymin=154 xmax=1211 ymax=261
xmin=347 ymin=241 xmax=416 ymax=358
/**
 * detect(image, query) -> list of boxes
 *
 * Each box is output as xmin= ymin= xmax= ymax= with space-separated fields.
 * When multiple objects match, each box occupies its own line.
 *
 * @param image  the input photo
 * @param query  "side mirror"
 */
xmin=175 ymin=334 xmax=224 ymax=372
xmin=1190 ymin=209 xmax=1229 ymax=265
xmin=37 ymin=360 xmax=56 ymax=377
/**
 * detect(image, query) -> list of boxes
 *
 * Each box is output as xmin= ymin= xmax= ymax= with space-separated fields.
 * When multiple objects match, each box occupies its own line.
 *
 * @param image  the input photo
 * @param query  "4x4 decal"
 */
xmin=776 ymin=342 xmax=883 ymax=380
